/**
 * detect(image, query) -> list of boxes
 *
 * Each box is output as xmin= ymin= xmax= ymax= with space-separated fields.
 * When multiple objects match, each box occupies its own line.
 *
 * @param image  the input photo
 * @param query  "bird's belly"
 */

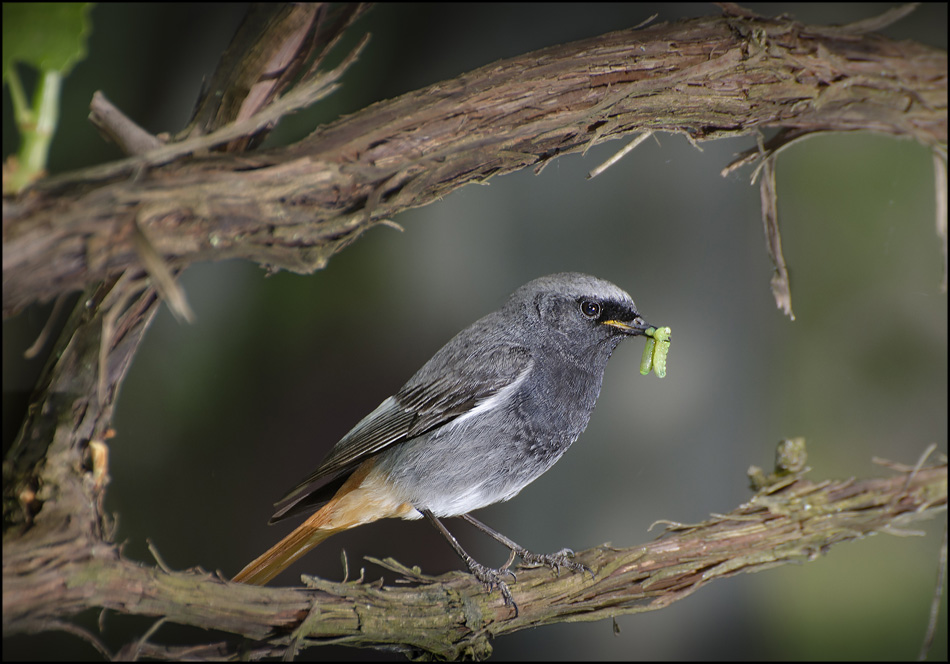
xmin=372 ymin=403 xmax=581 ymax=518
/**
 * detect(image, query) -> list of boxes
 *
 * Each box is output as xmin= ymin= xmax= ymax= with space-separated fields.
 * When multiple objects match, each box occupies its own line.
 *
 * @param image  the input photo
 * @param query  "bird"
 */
xmin=233 ymin=272 xmax=656 ymax=608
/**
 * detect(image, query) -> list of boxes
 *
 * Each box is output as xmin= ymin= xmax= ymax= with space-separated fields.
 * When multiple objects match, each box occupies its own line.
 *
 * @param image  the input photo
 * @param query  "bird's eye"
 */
xmin=580 ymin=300 xmax=601 ymax=318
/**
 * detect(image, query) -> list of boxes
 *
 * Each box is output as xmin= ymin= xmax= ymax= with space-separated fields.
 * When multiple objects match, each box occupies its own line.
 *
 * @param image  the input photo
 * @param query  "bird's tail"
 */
xmin=233 ymin=458 xmax=413 ymax=585
xmin=232 ymin=513 xmax=341 ymax=585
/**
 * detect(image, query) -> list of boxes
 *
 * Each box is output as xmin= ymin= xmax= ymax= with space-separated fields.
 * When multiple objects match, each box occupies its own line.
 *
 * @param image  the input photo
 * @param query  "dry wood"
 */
xmin=2 ymin=4 xmax=946 ymax=660
xmin=3 ymin=9 xmax=945 ymax=317
xmin=4 ymin=456 xmax=945 ymax=659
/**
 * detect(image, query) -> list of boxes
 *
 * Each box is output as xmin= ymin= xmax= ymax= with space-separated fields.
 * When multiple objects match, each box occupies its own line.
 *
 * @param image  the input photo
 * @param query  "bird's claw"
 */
xmin=517 ymin=547 xmax=595 ymax=580
xmin=468 ymin=562 xmax=519 ymax=614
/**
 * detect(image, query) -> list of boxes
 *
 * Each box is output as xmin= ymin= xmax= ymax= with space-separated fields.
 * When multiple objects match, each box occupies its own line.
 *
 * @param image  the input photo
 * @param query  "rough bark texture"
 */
xmin=4 ymin=460 xmax=946 ymax=660
xmin=3 ymin=8 xmax=945 ymax=317
xmin=2 ymin=4 xmax=947 ymax=661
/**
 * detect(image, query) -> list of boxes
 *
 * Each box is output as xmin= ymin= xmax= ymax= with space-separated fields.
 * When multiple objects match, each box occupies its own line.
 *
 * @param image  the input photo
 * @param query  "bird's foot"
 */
xmin=516 ymin=547 xmax=595 ymax=580
xmin=468 ymin=561 xmax=518 ymax=613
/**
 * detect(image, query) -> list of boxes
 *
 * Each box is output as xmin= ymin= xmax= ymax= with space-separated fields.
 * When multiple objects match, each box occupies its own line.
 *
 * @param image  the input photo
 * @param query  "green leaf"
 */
xmin=2 ymin=3 xmax=92 ymax=78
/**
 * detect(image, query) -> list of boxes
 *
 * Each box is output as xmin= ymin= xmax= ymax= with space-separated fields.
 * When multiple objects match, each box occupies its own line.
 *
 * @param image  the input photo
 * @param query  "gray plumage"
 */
xmin=271 ymin=272 xmax=650 ymax=523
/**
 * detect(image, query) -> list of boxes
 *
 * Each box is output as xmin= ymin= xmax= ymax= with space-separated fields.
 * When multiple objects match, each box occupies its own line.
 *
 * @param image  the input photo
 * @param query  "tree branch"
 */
xmin=3 ymin=8 xmax=945 ymax=317
xmin=2 ymin=4 xmax=946 ymax=660
xmin=3 ymin=450 xmax=945 ymax=659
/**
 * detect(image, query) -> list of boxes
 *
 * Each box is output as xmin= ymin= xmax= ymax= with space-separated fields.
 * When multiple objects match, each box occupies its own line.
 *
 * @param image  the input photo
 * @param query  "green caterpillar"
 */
xmin=639 ymin=326 xmax=671 ymax=378
xmin=639 ymin=336 xmax=656 ymax=375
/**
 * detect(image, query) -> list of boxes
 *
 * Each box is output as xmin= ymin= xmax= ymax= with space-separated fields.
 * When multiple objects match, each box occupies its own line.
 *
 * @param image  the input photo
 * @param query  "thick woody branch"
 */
xmin=3 ymin=456 xmax=945 ymax=659
xmin=3 ymin=10 xmax=945 ymax=317
xmin=2 ymin=5 xmax=946 ymax=660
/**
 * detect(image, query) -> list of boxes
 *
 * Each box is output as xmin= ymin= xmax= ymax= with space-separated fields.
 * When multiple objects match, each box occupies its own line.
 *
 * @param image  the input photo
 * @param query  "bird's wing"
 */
xmin=270 ymin=342 xmax=533 ymax=522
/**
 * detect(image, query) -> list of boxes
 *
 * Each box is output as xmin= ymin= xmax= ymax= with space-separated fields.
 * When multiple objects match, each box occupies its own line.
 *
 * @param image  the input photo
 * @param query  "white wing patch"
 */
xmin=442 ymin=362 xmax=533 ymax=432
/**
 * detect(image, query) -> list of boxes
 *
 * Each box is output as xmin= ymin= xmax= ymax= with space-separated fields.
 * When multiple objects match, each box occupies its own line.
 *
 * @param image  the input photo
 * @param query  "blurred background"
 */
xmin=3 ymin=3 xmax=947 ymax=660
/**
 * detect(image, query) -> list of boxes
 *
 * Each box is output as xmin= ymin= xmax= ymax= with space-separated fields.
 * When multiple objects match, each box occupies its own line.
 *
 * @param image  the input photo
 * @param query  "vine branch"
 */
xmin=3 ymin=451 xmax=945 ymax=659
xmin=2 ymin=4 xmax=946 ymax=660
xmin=3 ymin=6 xmax=945 ymax=317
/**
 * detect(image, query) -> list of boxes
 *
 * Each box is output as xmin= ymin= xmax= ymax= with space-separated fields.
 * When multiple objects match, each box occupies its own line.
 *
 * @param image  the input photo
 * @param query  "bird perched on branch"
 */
xmin=234 ymin=272 xmax=659 ymax=610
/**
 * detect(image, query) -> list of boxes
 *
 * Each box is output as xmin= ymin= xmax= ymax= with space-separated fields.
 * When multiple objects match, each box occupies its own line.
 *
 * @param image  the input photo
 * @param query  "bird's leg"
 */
xmin=460 ymin=513 xmax=595 ymax=580
xmin=421 ymin=509 xmax=518 ymax=614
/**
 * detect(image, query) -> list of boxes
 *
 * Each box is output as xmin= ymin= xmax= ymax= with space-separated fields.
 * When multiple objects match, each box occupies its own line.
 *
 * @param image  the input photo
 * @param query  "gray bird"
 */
xmin=234 ymin=272 xmax=655 ymax=609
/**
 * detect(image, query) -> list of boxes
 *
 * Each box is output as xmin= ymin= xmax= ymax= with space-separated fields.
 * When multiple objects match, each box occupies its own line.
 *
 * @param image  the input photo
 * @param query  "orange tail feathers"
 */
xmin=232 ymin=514 xmax=341 ymax=585
xmin=232 ymin=458 xmax=415 ymax=585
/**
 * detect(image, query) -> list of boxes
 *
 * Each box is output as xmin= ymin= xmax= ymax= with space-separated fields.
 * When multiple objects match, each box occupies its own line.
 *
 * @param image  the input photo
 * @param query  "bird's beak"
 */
xmin=602 ymin=317 xmax=652 ymax=336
